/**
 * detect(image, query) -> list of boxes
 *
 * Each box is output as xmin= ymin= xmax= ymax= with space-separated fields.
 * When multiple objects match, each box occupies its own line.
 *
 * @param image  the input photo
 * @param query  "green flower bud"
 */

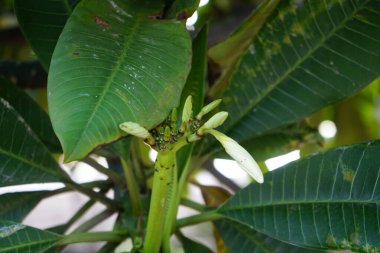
xmin=164 ymin=126 xmax=171 ymax=142
xmin=120 ymin=122 xmax=155 ymax=145
xmin=196 ymin=99 xmax=222 ymax=120
xmin=182 ymin=95 xmax=193 ymax=124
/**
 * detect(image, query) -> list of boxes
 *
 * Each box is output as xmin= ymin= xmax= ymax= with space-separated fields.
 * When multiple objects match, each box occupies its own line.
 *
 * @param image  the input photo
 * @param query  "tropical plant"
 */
xmin=1 ymin=0 xmax=380 ymax=252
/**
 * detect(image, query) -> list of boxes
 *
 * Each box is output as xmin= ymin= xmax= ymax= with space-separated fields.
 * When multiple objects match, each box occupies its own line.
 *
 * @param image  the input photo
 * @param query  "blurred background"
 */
xmin=1 ymin=0 xmax=380 ymax=252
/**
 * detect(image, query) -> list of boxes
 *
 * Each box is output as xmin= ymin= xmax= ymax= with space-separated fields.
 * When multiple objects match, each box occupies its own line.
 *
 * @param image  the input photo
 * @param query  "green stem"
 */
xmin=65 ymin=199 xmax=95 ymax=230
xmin=176 ymin=210 xmax=222 ymax=228
xmin=58 ymin=231 xmax=126 ymax=245
xmin=143 ymin=151 xmax=176 ymax=253
xmin=162 ymin=145 xmax=201 ymax=252
xmin=121 ymin=157 xmax=143 ymax=215
xmin=162 ymin=158 xmax=178 ymax=253
xmin=180 ymin=198 xmax=206 ymax=212
xmin=83 ymin=157 xmax=124 ymax=188
xmin=63 ymin=185 xmax=110 ymax=232
xmin=73 ymin=209 xmax=114 ymax=233
xmin=65 ymin=181 xmax=120 ymax=211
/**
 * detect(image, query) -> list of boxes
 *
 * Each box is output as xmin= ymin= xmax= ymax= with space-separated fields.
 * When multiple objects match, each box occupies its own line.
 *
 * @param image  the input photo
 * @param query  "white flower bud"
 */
xmin=120 ymin=122 xmax=150 ymax=139
xmin=207 ymin=129 xmax=264 ymax=183
xmin=197 ymin=111 xmax=228 ymax=135
xmin=196 ymin=99 xmax=222 ymax=120
xmin=182 ymin=95 xmax=193 ymax=124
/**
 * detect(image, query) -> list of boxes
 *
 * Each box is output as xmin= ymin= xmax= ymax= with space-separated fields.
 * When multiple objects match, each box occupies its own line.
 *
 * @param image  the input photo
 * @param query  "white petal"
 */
xmin=207 ymin=129 xmax=264 ymax=183
xmin=119 ymin=122 xmax=150 ymax=139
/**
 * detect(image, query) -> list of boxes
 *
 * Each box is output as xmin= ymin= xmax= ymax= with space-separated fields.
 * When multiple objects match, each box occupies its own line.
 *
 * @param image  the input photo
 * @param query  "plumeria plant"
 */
xmin=0 ymin=0 xmax=380 ymax=253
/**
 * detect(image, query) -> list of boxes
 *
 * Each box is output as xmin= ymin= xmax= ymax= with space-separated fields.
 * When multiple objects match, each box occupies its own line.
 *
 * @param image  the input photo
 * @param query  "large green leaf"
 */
xmin=0 ymin=191 xmax=48 ymax=223
xmin=14 ymin=0 xmax=79 ymax=69
xmin=218 ymin=141 xmax=380 ymax=251
xmin=0 ymin=220 xmax=61 ymax=252
xmin=0 ymin=98 xmax=68 ymax=187
xmin=48 ymin=0 xmax=192 ymax=162
xmin=215 ymin=220 xmax=323 ymax=253
xmin=0 ymin=77 xmax=61 ymax=152
xmin=220 ymin=0 xmax=380 ymax=143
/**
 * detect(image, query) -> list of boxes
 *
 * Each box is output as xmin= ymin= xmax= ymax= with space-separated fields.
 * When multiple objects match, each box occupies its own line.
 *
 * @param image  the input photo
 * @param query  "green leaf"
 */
xmin=0 ymin=220 xmax=61 ymax=253
xmin=179 ymin=233 xmax=213 ymax=253
xmin=0 ymin=98 xmax=68 ymax=187
xmin=179 ymin=24 xmax=208 ymax=115
xmin=220 ymin=0 xmax=380 ymax=143
xmin=215 ymin=220 xmax=323 ymax=253
xmin=218 ymin=141 xmax=380 ymax=251
xmin=0 ymin=191 xmax=48 ymax=223
xmin=48 ymin=0 xmax=192 ymax=162
xmin=14 ymin=0 xmax=79 ymax=69
xmin=0 ymin=77 xmax=61 ymax=152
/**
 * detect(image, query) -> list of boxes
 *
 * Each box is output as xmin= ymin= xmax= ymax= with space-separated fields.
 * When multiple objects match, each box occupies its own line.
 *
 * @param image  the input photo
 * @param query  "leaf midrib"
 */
xmin=224 ymin=0 xmax=369 ymax=136
xmin=66 ymin=17 xmax=142 ymax=161
xmin=220 ymin=198 xmax=380 ymax=213
xmin=0 ymin=236 xmax=61 ymax=252
xmin=0 ymin=148 xmax=64 ymax=183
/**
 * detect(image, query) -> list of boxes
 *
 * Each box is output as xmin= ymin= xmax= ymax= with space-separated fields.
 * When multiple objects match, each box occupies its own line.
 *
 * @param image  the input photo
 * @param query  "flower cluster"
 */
xmin=120 ymin=96 xmax=264 ymax=183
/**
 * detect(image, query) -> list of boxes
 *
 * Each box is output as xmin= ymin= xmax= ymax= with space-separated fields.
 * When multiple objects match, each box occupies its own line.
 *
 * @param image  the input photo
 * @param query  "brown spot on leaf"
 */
xmin=342 ymin=168 xmax=355 ymax=183
xmin=326 ymin=233 xmax=337 ymax=247
xmin=73 ymin=52 xmax=80 ymax=56
xmin=94 ymin=16 xmax=109 ymax=27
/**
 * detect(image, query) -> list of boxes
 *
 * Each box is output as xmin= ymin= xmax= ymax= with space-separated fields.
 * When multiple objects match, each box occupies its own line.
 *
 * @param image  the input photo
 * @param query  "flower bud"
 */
xmin=120 ymin=122 xmax=155 ymax=145
xmin=182 ymin=95 xmax=193 ymax=124
xmin=207 ymin=129 xmax=264 ymax=183
xmin=197 ymin=111 xmax=228 ymax=135
xmin=196 ymin=99 xmax=222 ymax=120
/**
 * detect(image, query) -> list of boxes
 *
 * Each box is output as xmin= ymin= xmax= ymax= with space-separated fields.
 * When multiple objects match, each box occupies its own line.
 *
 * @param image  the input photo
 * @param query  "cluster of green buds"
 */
xmin=120 ymin=96 xmax=264 ymax=183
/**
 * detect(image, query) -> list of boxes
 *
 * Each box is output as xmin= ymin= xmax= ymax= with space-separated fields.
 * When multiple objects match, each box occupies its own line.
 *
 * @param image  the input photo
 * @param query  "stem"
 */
xmin=205 ymin=160 xmax=240 ymax=192
xmin=143 ymin=151 xmax=176 ymax=253
xmin=162 ymin=159 xmax=178 ymax=253
xmin=121 ymin=157 xmax=143 ymax=215
xmin=73 ymin=209 xmax=114 ymax=233
xmin=58 ymin=231 xmax=126 ymax=245
xmin=180 ymin=198 xmax=206 ymax=212
xmin=83 ymin=157 xmax=124 ymax=188
xmin=176 ymin=210 xmax=222 ymax=228
xmin=65 ymin=199 xmax=95 ymax=230
xmin=65 ymin=181 xmax=120 ymax=211
xmin=64 ymin=185 xmax=110 ymax=232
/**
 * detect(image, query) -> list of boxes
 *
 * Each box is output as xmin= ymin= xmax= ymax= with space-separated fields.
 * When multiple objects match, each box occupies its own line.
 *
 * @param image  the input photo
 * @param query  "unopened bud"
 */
xmin=206 ymin=129 xmax=264 ymax=184
xmin=197 ymin=111 xmax=228 ymax=135
xmin=120 ymin=122 xmax=155 ymax=145
xmin=182 ymin=95 xmax=193 ymax=124
xmin=196 ymin=99 xmax=222 ymax=120
xmin=164 ymin=126 xmax=171 ymax=141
